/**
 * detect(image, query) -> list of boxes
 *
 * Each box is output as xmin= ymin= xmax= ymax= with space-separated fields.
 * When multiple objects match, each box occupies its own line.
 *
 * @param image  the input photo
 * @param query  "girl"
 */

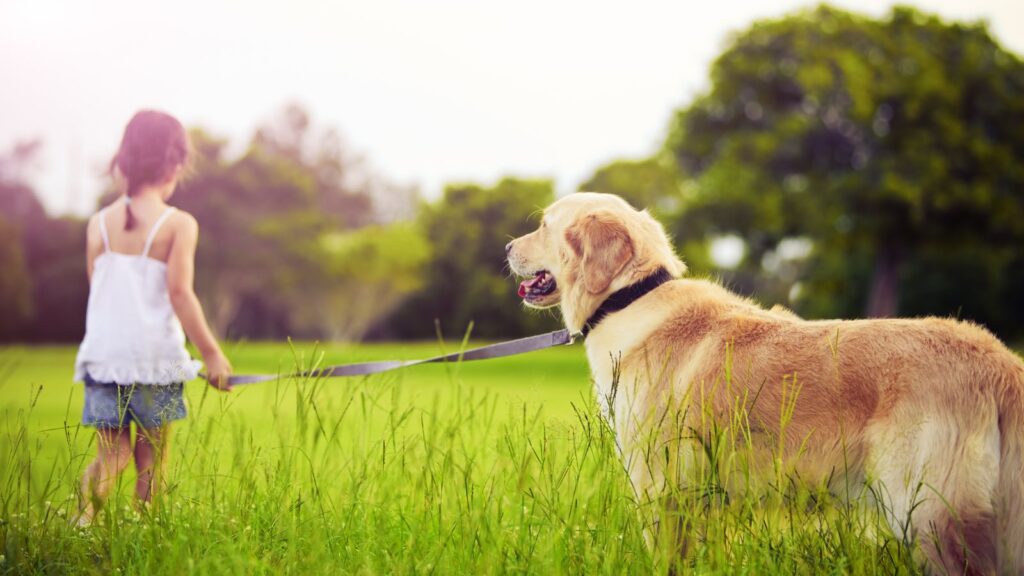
xmin=75 ymin=110 xmax=232 ymax=523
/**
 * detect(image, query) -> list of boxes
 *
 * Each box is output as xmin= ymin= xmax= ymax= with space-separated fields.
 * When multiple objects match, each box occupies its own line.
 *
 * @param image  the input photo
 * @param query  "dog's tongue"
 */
xmin=518 ymin=275 xmax=542 ymax=298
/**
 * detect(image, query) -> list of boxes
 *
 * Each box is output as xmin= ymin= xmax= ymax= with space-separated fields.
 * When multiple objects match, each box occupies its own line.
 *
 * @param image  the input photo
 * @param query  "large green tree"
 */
xmin=313 ymin=223 xmax=430 ymax=340
xmin=382 ymin=178 xmax=561 ymax=340
xmin=665 ymin=6 xmax=1024 ymax=318
xmin=171 ymin=126 xmax=427 ymax=341
xmin=171 ymin=129 xmax=328 ymax=338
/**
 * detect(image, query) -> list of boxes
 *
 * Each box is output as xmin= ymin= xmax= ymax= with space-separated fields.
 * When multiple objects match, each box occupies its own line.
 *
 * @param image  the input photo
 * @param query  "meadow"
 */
xmin=1 ymin=341 xmax=924 ymax=575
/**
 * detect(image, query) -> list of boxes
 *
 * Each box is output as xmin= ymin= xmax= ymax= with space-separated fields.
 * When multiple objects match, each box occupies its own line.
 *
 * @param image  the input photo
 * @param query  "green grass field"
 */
xmin=1 ymin=341 xmax=924 ymax=575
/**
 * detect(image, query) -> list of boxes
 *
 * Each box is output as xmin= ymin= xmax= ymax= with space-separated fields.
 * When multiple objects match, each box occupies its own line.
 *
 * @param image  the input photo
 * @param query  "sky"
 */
xmin=2 ymin=0 xmax=1022 ymax=216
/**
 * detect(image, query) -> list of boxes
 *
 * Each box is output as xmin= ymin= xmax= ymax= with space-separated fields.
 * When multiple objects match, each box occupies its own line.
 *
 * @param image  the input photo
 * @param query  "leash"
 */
xmin=205 ymin=268 xmax=672 ymax=386
xmin=208 ymin=329 xmax=576 ymax=386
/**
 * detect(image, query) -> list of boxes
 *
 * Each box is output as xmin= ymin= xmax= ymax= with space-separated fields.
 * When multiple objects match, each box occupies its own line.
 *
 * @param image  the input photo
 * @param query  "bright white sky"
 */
xmin=2 ymin=0 xmax=1022 ymax=216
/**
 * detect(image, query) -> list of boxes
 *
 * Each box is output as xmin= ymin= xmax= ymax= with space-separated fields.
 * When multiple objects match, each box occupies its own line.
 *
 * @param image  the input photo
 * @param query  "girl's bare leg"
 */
xmin=134 ymin=425 xmax=171 ymax=505
xmin=79 ymin=428 xmax=132 ymax=524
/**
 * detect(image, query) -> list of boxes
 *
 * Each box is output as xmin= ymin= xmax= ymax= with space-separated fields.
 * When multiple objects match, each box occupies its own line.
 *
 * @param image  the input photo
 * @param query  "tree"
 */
xmin=381 ymin=178 xmax=561 ymax=340
xmin=305 ymin=223 xmax=431 ymax=340
xmin=665 ymin=6 xmax=1024 ymax=318
xmin=0 ymin=141 xmax=88 ymax=342
xmin=170 ymin=128 xmax=333 ymax=338
xmin=253 ymin=102 xmax=416 ymax=227
xmin=172 ymin=121 xmax=427 ymax=341
xmin=21 ymin=216 xmax=88 ymax=341
xmin=0 ymin=217 xmax=32 ymax=340
xmin=578 ymin=156 xmax=682 ymax=215
xmin=0 ymin=177 xmax=44 ymax=339
xmin=0 ymin=140 xmax=48 ymax=230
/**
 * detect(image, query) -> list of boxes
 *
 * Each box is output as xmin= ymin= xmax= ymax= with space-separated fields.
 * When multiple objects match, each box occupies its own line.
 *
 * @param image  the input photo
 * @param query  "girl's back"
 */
xmin=76 ymin=198 xmax=201 ymax=385
xmin=92 ymin=201 xmax=178 ymax=261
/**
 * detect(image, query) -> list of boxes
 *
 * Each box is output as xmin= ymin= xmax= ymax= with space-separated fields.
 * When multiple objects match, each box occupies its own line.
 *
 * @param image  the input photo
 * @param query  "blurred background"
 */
xmin=1 ymin=1 xmax=1022 ymax=344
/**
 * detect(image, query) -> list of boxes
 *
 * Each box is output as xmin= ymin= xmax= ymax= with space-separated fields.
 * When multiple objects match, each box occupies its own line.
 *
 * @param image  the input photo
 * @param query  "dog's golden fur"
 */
xmin=508 ymin=192 xmax=1024 ymax=575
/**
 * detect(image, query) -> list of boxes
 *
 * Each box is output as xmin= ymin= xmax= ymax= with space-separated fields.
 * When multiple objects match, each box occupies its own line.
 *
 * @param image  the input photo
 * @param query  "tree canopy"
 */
xmin=660 ymin=6 xmax=1024 ymax=323
xmin=381 ymin=178 xmax=561 ymax=340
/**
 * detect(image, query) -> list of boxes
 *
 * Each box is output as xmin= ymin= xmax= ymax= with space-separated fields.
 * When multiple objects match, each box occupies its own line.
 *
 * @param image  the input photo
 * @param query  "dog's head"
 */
xmin=507 ymin=192 xmax=686 ymax=333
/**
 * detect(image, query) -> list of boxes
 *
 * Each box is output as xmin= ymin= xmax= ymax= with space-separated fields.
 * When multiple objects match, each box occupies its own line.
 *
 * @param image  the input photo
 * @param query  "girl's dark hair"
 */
xmin=110 ymin=110 xmax=191 ymax=230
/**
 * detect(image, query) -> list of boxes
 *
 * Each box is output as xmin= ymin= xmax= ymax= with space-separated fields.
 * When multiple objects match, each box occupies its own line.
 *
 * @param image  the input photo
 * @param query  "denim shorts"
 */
xmin=82 ymin=374 xmax=187 ymax=429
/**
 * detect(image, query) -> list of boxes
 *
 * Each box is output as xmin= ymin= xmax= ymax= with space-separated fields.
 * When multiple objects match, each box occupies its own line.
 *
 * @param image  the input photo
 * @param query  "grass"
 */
xmin=0 ymin=341 xmax=923 ymax=575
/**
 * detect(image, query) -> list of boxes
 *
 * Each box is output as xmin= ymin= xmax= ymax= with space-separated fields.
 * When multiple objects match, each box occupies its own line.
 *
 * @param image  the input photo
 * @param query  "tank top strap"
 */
xmin=143 ymin=207 xmax=177 ymax=257
xmin=98 ymin=207 xmax=111 ymax=252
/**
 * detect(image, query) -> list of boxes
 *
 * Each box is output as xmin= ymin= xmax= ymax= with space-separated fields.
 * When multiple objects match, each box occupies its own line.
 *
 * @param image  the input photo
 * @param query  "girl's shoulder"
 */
xmin=85 ymin=205 xmax=115 ymax=245
xmin=88 ymin=200 xmax=122 ymax=232
xmin=166 ymin=208 xmax=199 ymax=233
xmin=87 ymin=201 xmax=114 ymax=226
xmin=162 ymin=208 xmax=200 ymax=247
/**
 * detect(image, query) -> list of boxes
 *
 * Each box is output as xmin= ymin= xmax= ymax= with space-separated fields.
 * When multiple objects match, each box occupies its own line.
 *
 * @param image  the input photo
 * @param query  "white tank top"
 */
xmin=74 ymin=205 xmax=202 ymax=385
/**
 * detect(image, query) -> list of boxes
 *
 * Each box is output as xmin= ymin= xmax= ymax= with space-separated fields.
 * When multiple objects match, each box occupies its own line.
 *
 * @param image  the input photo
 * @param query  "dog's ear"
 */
xmin=566 ymin=211 xmax=634 ymax=294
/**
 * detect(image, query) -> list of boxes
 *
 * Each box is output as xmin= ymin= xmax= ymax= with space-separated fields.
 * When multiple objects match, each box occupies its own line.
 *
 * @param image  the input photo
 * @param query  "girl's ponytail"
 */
xmin=124 ymin=195 xmax=137 ymax=231
xmin=113 ymin=152 xmax=139 ymax=231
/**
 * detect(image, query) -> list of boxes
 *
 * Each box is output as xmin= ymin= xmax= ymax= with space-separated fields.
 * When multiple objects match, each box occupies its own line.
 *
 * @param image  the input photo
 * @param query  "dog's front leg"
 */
xmin=620 ymin=409 xmax=700 ymax=574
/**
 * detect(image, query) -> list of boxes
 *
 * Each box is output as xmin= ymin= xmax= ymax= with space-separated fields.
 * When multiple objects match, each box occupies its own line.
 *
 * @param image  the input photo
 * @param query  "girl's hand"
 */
xmin=203 ymin=351 xmax=233 ymax=391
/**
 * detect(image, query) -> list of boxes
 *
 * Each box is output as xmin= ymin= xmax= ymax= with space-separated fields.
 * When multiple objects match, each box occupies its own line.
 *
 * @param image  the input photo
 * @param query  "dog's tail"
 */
xmin=997 ymin=365 xmax=1024 ymax=571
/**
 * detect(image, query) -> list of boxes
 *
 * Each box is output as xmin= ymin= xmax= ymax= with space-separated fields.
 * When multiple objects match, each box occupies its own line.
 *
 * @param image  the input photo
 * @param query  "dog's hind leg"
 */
xmin=869 ymin=408 xmax=1000 ymax=575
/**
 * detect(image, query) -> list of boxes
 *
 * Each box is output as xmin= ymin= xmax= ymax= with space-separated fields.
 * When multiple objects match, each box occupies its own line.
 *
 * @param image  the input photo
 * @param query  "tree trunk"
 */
xmin=865 ymin=245 xmax=901 ymax=318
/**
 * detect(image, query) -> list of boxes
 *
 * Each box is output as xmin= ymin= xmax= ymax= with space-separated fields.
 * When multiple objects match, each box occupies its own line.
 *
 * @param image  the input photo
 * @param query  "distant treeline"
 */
xmin=2 ymin=5 xmax=1023 ymax=343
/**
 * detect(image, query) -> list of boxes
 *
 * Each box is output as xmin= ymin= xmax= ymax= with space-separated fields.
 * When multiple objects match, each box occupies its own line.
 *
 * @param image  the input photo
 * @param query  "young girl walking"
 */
xmin=75 ymin=110 xmax=232 ymax=523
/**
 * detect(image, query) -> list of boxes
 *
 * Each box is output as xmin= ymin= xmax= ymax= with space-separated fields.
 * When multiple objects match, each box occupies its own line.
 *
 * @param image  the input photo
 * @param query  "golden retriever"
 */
xmin=506 ymin=192 xmax=1024 ymax=575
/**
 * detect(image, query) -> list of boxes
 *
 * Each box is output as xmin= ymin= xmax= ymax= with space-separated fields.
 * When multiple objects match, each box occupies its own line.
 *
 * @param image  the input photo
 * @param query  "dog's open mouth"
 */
xmin=518 ymin=270 xmax=557 ymax=303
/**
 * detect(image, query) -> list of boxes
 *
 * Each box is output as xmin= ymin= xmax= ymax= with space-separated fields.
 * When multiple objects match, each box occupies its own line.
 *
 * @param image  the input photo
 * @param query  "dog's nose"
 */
xmin=505 ymin=241 xmax=514 ymax=256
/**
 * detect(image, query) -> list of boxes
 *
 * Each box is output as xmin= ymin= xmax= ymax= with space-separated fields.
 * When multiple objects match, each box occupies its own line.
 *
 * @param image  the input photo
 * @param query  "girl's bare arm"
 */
xmin=165 ymin=213 xmax=232 ymax=390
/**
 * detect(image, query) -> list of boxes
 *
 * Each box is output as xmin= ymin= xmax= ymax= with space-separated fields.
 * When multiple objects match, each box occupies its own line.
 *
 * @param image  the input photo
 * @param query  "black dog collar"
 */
xmin=580 ymin=267 xmax=673 ymax=338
